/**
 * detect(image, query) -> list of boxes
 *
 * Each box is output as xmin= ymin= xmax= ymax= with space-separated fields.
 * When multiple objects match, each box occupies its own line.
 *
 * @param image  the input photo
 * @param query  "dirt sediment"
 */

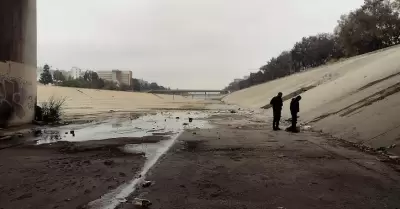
xmin=0 ymin=134 xmax=166 ymax=209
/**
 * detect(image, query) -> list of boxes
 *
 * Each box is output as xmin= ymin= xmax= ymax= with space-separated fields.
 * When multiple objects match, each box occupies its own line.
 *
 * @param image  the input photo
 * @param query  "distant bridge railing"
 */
xmin=148 ymin=89 xmax=229 ymax=94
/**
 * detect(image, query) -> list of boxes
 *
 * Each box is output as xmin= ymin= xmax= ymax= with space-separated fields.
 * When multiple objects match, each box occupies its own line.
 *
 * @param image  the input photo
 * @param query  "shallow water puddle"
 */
xmin=35 ymin=111 xmax=210 ymax=144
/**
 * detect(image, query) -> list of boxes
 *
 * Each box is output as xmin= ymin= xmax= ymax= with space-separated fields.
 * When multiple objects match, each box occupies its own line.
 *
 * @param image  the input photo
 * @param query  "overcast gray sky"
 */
xmin=37 ymin=0 xmax=364 ymax=89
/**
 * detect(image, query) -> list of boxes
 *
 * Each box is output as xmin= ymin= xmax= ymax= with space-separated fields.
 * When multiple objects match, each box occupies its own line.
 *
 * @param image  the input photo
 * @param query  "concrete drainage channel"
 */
xmin=30 ymin=111 xmax=212 ymax=209
xmin=87 ymin=132 xmax=182 ymax=209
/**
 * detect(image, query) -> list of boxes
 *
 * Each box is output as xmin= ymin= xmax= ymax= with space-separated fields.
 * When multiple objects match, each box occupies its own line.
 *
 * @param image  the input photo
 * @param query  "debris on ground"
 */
xmin=109 ymin=110 xmax=115 ymax=113
xmin=189 ymin=118 xmax=193 ymax=122
xmin=0 ymin=136 xmax=12 ymax=141
xmin=104 ymin=160 xmax=114 ymax=166
xmin=133 ymin=198 xmax=152 ymax=208
xmin=230 ymin=110 xmax=237 ymax=113
xmin=278 ymin=154 xmax=286 ymax=158
xmin=192 ymin=132 xmax=197 ymax=135
xmin=183 ymin=123 xmax=189 ymax=126
xmin=33 ymin=129 xmax=42 ymax=137
xmin=142 ymin=181 xmax=152 ymax=188
xmin=116 ymin=197 xmax=127 ymax=203
xmin=376 ymin=147 xmax=387 ymax=153
xmin=176 ymin=117 xmax=180 ymax=119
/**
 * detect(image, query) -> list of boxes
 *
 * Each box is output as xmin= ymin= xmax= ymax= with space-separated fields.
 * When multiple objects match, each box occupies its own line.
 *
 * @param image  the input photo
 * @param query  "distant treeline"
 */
xmin=39 ymin=65 xmax=168 ymax=92
xmin=225 ymin=0 xmax=400 ymax=92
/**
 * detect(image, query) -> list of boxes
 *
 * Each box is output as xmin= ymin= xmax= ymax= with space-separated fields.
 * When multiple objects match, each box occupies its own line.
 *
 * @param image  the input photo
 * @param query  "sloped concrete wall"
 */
xmin=224 ymin=45 xmax=400 ymax=152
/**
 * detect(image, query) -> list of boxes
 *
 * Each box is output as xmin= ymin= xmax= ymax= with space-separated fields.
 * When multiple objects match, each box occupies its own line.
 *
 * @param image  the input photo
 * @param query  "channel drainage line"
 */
xmin=87 ymin=131 xmax=183 ymax=209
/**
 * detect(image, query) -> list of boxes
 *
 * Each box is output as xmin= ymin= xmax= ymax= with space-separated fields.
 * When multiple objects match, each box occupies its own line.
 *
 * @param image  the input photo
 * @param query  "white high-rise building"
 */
xmin=69 ymin=67 xmax=83 ymax=79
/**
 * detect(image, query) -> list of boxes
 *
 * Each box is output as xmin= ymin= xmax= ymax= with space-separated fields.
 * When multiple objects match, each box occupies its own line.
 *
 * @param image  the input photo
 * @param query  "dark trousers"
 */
xmin=273 ymin=110 xmax=281 ymax=129
xmin=291 ymin=113 xmax=298 ymax=129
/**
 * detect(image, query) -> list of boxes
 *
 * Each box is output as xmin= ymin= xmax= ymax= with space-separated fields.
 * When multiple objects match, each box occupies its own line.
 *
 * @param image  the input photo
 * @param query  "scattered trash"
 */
xmin=176 ymin=117 xmax=180 ymax=119
xmin=116 ymin=197 xmax=127 ymax=203
xmin=278 ymin=154 xmax=286 ymax=158
xmin=133 ymin=198 xmax=152 ymax=208
xmin=104 ymin=160 xmax=114 ymax=166
xmin=142 ymin=180 xmax=152 ymax=188
xmin=230 ymin=110 xmax=237 ymax=113
xmin=302 ymin=125 xmax=312 ymax=130
xmin=0 ymin=136 xmax=12 ymax=141
xmin=183 ymin=123 xmax=189 ymax=126
xmin=192 ymin=132 xmax=197 ymax=135
xmin=109 ymin=110 xmax=115 ymax=113
xmin=16 ymin=193 xmax=33 ymax=200
xmin=388 ymin=144 xmax=397 ymax=149
xmin=189 ymin=118 xmax=193 ymax=123
xmin=376 ymin=147 xmax=387 ymax=153
xmin=33 ymin=129 xmax=42 ymax=137
xmin=70 ymin=130 xmax=75 ymax=137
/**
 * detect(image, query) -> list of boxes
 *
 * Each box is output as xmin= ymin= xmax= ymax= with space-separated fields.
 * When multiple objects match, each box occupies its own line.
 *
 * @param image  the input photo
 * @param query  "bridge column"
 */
xmin=0 ymin=0 xmax=37 ymax=127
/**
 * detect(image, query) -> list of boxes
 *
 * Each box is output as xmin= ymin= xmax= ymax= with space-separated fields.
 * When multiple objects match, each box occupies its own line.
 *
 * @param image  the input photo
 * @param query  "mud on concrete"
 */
xmin=0 ymin=110 xmax=212 ymax=209
xmin=119 ymin=112 xmax=400 ymax=209
xmin=0 ymin=135 xmax=168 ymax=209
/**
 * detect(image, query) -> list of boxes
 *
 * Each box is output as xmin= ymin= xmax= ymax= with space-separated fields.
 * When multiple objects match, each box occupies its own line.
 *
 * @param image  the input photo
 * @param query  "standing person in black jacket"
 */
xmin=270 ymin=92 xmax=283 ymax=130
xmin=289 ymin=95 xmax=302 ymax=132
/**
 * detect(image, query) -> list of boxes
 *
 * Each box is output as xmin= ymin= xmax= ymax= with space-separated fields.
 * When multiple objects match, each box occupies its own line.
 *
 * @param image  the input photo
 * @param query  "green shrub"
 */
xmin=41 ymin=96 xmax=66 ymax=123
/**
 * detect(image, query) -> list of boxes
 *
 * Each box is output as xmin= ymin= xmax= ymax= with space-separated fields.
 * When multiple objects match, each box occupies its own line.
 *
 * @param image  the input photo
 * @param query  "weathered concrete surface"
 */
xmin=0 ymin=0 xmax=37 ymax=65
xmin=119 ymin=112 xmax=400 ymax=209
xmin=0 ymin=0 xmax=37 ymax=127
xmin=223 ymin=46 xmax=400 ymax=153
xmin=0 ymin=62 xmax=37 ymax=127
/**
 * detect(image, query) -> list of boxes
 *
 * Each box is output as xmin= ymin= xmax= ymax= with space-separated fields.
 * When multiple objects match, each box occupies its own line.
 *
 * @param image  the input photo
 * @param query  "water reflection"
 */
xmin=34 ymin=111 xmax=210 ymax=145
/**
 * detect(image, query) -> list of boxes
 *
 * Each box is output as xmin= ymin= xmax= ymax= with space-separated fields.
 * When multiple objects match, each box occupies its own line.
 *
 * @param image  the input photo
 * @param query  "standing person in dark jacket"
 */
xmin=289 ymin=95 xmax=302 ymax=132
xmin=270 ymin=92 xmax=283 ymax=130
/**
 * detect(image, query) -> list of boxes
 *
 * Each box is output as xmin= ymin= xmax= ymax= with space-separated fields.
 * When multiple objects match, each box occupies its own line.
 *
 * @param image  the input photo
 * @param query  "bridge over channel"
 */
xmin=148 ymin=89 xmax=229 ymax=94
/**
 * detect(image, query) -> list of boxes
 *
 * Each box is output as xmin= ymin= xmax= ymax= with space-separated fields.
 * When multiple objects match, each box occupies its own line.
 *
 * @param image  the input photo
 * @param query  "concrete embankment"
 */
xmin=224 ymin=45 xmax=400 ymax=153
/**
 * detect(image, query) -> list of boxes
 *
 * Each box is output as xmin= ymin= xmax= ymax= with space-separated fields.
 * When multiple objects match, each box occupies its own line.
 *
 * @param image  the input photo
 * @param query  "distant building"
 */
xmin=37 ymin=66 xmax=69 ymax=81
xmin=97 ymin=70 xmax=132 ymax=86
xmin=70 ymin=67 xmax=83 ymax=79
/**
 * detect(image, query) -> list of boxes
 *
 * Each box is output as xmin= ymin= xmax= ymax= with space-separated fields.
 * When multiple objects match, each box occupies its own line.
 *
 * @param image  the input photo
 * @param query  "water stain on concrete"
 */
xmin=309 ymin=82 xmax=400 ymax=123
xmin=261 ymin=85 xmax=316 ymax=109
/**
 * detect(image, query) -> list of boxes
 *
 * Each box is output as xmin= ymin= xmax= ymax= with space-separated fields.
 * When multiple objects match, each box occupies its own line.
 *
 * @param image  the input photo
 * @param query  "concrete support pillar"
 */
xmin=0 ymin=0 xmax=37 ymax=127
